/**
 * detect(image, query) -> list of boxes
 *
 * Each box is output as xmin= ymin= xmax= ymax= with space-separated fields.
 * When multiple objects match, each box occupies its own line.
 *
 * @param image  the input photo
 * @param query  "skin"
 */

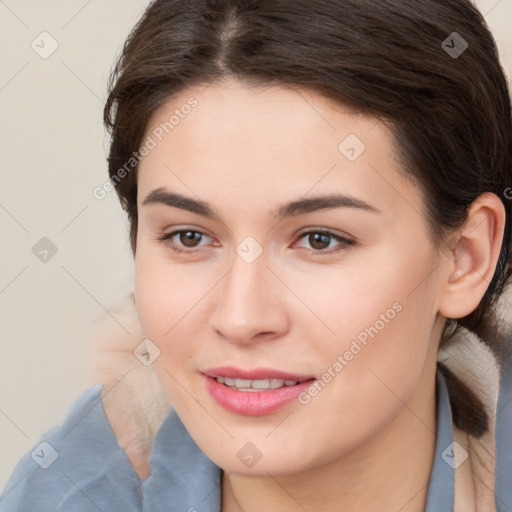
xmin=134 ymin=78 xmax=504 ymax=511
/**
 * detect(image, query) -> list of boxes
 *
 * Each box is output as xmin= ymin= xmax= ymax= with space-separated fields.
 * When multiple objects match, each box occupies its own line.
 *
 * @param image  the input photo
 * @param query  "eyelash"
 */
xmin=156 ymin=228 xmax=356 ymax=255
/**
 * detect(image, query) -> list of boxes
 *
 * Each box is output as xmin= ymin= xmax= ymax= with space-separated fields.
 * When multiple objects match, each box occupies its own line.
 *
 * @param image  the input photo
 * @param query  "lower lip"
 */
xmin=204 ymin=376 xmax=316 ymax=416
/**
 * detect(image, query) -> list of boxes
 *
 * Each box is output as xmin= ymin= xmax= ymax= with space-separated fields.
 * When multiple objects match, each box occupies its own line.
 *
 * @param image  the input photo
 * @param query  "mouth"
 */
xmin=213 ymin=376 xmax=301 ymax=391
xmin=201 ymin=367 xmax=316 ymax=416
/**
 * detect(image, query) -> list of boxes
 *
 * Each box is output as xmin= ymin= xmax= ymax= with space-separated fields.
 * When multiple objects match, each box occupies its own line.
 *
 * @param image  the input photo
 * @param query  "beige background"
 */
xmin=0 ymin=0 xmax=511 ymax=489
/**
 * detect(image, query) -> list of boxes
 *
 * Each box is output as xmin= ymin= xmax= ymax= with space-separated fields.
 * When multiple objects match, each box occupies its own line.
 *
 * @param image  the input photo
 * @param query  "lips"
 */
xmin=202 ymin=366 xmax=316 ymax=416
xmin=202 ymin=366 xmax=314 ymax=382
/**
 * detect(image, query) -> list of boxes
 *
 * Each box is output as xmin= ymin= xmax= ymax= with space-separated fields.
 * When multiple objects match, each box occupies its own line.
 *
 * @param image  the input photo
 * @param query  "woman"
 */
xmin=2 ymin=0 xmax=512 ymax=510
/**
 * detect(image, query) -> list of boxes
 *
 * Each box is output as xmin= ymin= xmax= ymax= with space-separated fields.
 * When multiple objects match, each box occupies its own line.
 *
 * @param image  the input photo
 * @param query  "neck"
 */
xmin=221 ymin=369 xmax=438 ymax=512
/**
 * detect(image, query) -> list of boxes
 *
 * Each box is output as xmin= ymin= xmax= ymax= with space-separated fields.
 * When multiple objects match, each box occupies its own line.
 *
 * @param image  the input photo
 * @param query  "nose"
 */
xmin=209 ymin=250 xmax=290 ymax=346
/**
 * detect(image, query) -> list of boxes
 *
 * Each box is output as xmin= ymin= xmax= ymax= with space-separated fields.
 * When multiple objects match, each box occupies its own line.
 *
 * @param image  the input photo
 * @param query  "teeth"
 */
xmin=270 ymin=379 xmax=283 ymax=389
xmin=235 ymin=379 xmax=252 ymax=388
xmin=215 ymin=376 xmax=299 ymax=390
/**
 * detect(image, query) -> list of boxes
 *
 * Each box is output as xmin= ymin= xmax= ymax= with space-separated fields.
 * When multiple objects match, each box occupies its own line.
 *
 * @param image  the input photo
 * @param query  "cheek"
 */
xmin=286 ymin=248 xmax=434 ymax=345
xmin=295 ymin=246 xmax=439 ymax=392
xmin=134 ymin=248 xmax=203 ymax=339
xmin=134 ymin=252 xmax=200 ymax=404
xmin=134 ymin=248 xmax=221 ymax=389
xmin=134 ymin=255 xmax=171 ymax=339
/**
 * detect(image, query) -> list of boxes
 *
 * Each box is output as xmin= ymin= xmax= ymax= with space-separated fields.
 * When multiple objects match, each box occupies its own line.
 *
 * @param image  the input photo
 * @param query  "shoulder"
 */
xmin=495 ymin=355 xmax=512 ymax=511
xmin=0 ymin=385 xmax=142 ymax=512
xmin=439 ymin=328 xmax=512 ymax=510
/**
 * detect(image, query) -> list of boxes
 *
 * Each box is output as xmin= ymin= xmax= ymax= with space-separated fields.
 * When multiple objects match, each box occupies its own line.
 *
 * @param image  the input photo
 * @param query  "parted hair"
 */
xmin=104 ymin=0 xmax=512 ymax=438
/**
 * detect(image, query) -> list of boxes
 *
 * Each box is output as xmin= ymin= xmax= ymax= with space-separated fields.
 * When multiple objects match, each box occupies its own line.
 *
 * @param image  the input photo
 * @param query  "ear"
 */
xmin=438 ymin=192 xmax=506 ymax=319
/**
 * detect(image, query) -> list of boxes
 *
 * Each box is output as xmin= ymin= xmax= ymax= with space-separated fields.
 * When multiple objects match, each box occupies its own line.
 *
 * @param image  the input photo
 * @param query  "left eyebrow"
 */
xmin=273 ymin=194 xmax=380 ymax=220
xmin=141 ymin=187 xmax=380 ymax=220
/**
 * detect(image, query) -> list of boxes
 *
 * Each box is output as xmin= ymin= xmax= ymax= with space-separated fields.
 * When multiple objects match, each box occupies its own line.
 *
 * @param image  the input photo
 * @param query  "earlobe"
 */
xmin=439 ymin=193 xmax=505 ymax=319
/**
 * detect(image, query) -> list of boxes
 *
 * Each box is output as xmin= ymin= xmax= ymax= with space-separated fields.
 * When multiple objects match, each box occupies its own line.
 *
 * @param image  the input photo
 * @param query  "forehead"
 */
xmin=137 ymin=79 xmax=423 ymax=220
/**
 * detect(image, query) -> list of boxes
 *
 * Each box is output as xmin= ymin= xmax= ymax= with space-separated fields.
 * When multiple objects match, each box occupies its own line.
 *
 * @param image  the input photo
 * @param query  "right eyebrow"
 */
xmin=141 ymin=188 xmax=220 ymax=220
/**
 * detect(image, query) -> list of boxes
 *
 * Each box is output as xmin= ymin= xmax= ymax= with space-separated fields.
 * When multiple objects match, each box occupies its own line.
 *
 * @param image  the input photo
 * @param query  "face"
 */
xmin=135 ymin=78 xmax=448 ymax=476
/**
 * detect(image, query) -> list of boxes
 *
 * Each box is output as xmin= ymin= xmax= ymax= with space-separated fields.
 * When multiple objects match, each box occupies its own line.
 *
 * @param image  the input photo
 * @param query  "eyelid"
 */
xmin=296 ymin=227 xmax=355 ymax=243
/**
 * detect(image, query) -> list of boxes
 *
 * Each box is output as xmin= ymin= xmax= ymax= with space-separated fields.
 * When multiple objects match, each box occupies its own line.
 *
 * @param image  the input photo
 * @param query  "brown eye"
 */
xmin=179 ymin=230 xmax=204 ymax=247
xmin=308 ymin=233 xmax=331 ymax=250
xmin=157 ymin=229 xmax=213 ymax=254
xmin=296 ymin=230 xmax=355 ymax=254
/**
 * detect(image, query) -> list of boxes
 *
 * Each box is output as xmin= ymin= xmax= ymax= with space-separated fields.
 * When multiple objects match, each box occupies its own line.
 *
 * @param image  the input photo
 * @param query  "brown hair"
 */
xmin=104 ymin=0 xmax=512 ymax=437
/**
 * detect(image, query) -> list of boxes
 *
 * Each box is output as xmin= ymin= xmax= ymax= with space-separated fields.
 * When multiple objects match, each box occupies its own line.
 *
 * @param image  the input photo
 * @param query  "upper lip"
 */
xmin=202 ymin=366 xmax=315 ymax=382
